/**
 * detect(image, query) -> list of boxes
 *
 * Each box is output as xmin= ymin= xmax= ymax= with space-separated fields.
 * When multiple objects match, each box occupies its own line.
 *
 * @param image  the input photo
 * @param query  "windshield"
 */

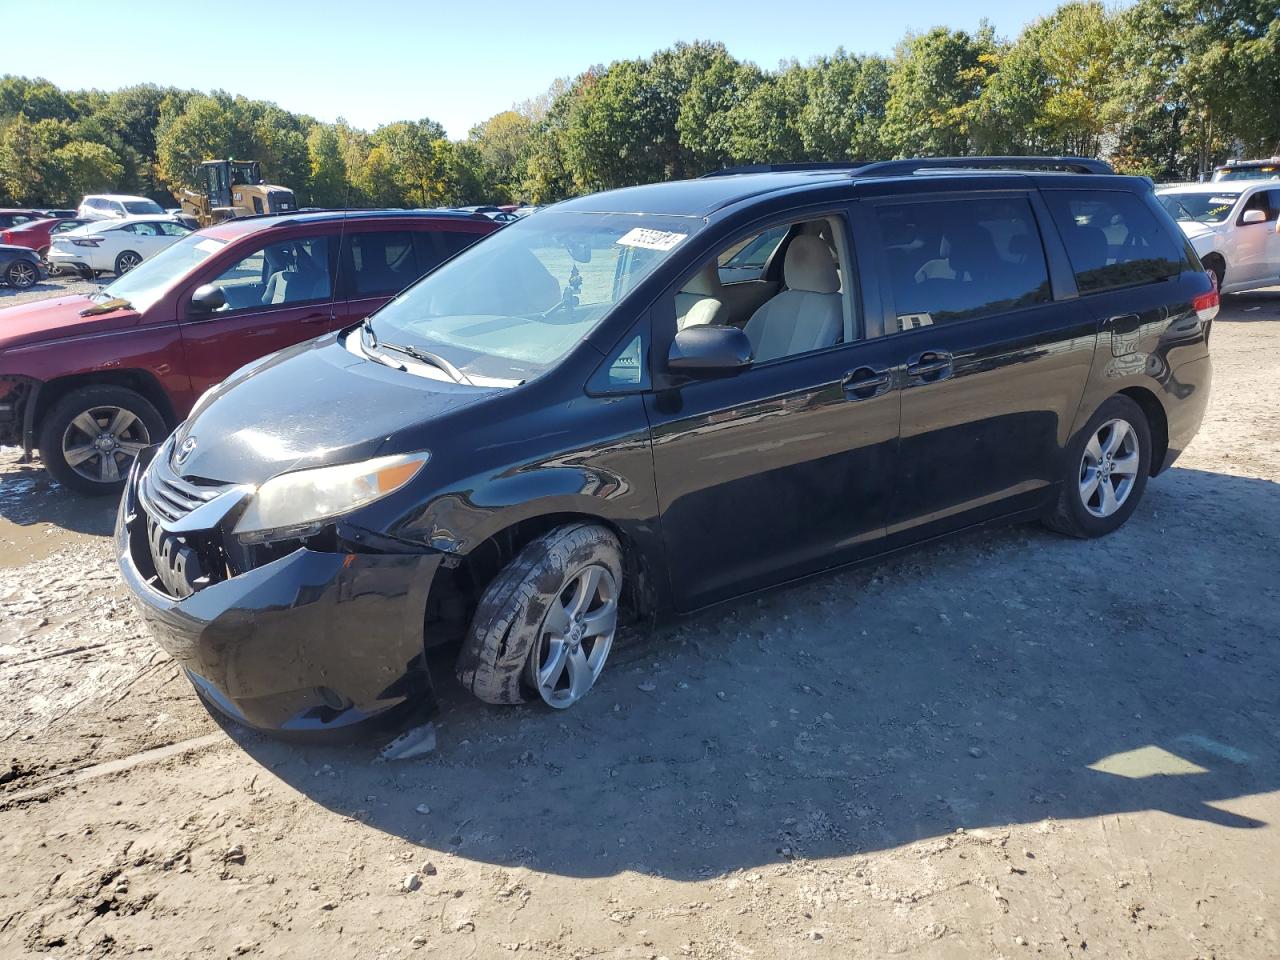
xmin=123 ymin=199 xmax=164 ymax=215
xmin=1158 ymin=191 xmax=1241 ymax=223
xmin=95 ymin=232 xmax=227 ymax=312
xmin=365 ymin=210 xmax=700 ymax=381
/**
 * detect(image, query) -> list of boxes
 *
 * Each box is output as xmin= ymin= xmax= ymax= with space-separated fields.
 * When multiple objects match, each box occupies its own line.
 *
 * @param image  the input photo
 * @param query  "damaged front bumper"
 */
xmin=115 ymin=445 xmax=445 ymax=735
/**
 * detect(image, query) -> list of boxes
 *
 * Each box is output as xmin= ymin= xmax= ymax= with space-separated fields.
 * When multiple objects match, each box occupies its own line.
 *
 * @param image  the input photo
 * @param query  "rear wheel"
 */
xmin=6 ymin=259 xmax=37 ymax=289
xmin=38 ymin=385 xmax=166 ymax=495
xmin=1044 ymin=395 xmax=1151 ymax=538
xmin=115 ymin=250 xmax=142 ymax=275
xmin=456 ymin=524 xmax=623 ymax=708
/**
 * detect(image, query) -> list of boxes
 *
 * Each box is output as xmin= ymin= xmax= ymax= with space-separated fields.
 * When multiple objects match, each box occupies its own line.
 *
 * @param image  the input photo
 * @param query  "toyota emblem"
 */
xmin=175 ymin=436 xmax=197 ymax=466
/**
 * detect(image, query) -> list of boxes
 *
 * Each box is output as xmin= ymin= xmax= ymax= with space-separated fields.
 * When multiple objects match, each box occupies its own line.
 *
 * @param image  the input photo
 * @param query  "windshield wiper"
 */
xmin=378 ymin=340 xmax=474 ymax=386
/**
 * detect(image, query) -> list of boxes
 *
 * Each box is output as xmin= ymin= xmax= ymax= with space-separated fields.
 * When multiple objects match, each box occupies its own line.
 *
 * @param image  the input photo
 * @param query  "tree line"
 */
xmin=1 ymin=0 xmax=1276 ymax=210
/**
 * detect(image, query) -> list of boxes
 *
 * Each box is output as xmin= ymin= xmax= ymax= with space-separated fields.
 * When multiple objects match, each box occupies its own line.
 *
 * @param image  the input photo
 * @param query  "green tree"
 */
xmin=306 ymin=123 xmax=348 ymax=207
xmin=883 ymin=26 xmax=998 ymax=157
xmin=798 ymin=52 xmax=891 ymax=160
xmin=53 ymin=141 xmax=124 ymax=198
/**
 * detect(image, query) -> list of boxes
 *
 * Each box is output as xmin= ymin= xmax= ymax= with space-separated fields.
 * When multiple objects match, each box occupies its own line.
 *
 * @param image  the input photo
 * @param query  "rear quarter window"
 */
xmin=1044 ymin=190 xmax=1182 ymax=294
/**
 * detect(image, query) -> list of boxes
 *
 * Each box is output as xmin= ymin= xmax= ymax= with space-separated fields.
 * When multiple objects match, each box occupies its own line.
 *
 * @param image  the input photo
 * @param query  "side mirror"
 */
xmin=667 ymin=325 xmax=752 ymax=376
xmin=1241 ymin=208 xmax=1267 ymax=224
xmin=189 ymin=283 xmax=227 ymax=315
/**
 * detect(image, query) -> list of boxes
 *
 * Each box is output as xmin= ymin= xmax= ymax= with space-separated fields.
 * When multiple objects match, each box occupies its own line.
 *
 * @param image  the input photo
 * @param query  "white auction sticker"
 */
xmin=195 ymin=238 xmax=225 ymax=254
xmin=616 ymin=227 xmax=688 ymax=251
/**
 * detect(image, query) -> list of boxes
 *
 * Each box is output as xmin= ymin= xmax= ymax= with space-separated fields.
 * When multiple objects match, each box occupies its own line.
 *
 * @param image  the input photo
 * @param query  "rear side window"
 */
xmin=349 ymin=231 xmax=425 ymax=298
xmin=874 ymin=197 xmax=1052 ymax=331
xmin=1044 ymin=191 xmax=1181 ymax=294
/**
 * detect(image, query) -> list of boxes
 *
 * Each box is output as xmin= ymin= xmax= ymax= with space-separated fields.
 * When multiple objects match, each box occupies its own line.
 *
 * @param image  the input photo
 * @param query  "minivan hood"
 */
xmin=173 ymin=335 xmax=498 ymax=485
xmin=0 ymin=295 xmax=142 ymax=351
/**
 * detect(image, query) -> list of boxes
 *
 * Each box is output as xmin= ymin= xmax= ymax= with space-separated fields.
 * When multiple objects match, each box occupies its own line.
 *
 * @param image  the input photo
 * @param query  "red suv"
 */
xmin=0 ymin=210 xmax=498 ymax=492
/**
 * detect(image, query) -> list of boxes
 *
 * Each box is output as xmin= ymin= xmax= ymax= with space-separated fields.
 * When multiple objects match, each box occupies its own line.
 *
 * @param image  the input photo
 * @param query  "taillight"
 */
xmin=0 ymin=231 xmax=11 ymax=244
xmin=71 ymin=237 xmax=102 ymax=247
xmin=1193 ymin=286 xmax=1219 ymax=322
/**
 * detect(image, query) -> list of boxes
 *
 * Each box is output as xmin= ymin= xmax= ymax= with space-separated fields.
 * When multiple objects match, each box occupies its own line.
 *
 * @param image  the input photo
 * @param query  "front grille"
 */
xmin=138 ymin=447 xmax=228 ymax=524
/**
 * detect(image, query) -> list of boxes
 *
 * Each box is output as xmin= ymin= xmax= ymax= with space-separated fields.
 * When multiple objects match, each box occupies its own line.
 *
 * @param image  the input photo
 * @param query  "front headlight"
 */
xmin=232 ymin=451 xmax=429 ymax=542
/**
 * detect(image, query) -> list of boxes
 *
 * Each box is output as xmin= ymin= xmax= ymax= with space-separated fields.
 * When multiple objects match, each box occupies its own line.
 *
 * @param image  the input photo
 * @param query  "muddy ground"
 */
xmin=1 ymin=278 xmax=1278 ymax=959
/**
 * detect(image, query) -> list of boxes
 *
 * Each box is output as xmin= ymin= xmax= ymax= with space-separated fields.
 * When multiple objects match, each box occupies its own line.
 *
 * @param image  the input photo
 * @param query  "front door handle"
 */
xmin=842 ymin=366 xmax=892 ymax=400
xmin=299 ymin=312 xmax=332 ymax=325
xmin=905 ymin=350 xmax=954 ymax=384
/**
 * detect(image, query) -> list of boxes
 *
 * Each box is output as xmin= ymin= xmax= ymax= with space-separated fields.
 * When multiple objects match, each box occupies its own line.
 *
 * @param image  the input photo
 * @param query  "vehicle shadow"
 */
xmin=226 ymin=464 xmax=1280 ymax=879
xmin=1218 ymin=288 xmax=1280 ymax=322
xmin=0 ymin=452 xmax=117 ymax=537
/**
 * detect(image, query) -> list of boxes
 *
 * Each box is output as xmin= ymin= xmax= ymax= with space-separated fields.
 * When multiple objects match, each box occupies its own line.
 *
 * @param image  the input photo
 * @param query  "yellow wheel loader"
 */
xmin=177 ymin=159 xmax=297 ymax=227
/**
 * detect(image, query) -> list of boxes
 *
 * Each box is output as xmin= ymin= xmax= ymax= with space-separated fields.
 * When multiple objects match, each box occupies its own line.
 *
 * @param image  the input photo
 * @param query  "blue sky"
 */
xmin=4 ymin=0 xmax=1077 ymax=137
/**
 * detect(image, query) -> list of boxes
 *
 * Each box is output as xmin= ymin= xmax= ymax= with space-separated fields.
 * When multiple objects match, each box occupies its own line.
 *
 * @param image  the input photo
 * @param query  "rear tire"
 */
xmin=38 ymin=385 xmax=166 ymax=495
xmin=456 ymin=524 xmax=623 ymax=708
xmin=1043 ymin=395 xmax=1151 ymax=539
xmin=6 ymin=259 xmax=38 ymax=289
xmin=115 ymin=250 xmax=142 ymax=275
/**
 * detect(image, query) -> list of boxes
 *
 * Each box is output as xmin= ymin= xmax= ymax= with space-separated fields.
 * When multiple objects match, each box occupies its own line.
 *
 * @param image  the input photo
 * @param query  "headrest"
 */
xmin=681 ymin=262 xmax=723 ymax=296
xmin=784 ymin=235 xmax=840 ymax=294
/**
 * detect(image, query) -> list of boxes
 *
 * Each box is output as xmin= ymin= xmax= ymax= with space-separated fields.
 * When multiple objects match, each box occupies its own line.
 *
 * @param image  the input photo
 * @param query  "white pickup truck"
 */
xmin=1156 ymin=181 xmax=1280 ymax=294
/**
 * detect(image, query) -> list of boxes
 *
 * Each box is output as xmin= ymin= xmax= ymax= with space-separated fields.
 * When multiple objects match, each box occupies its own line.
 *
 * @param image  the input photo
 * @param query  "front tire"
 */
xmin=1202 ymin=254 xmax=1225 ymax=293
xmin=38 ymin=385 xmax=166 ymax=495
xmin=456 ymin=524 xmax=623 ymax=708
xmin=1044 ymin=395 xmax=1151 ymax=538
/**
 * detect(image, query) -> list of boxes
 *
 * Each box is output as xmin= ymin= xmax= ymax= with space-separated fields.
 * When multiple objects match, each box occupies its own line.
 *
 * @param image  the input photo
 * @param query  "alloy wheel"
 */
xmin=1079 ymin=418 xmax=1139 ymax=518
xmin=61 ymin=405 xmax=152 ymax=484
xmin=8 ymin=261 xmax=37 ymax=288
xmin=117 ymin=252 xmax=142 ymax=273
xmin=525 ymin=563 xmax=619 ymax=709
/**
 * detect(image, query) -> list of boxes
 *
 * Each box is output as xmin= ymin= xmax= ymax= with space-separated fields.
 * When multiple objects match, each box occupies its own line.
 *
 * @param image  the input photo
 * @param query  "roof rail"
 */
xmin=852 ymin=156 xmax=1113 ymax=177
xmin=700 ymin=161 xmax=870 ymax=178
xmin=700 ymin=156 xmax=1113 ymax=179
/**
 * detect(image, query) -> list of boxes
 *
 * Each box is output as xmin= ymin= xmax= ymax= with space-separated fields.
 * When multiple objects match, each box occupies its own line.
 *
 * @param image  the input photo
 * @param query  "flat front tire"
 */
xmin=38 ymin=385 xmax=166 ymax=495
xmin=1044 ymin=394 xmax=1152 ymax=538
xmin=456 ymin=524 xmax=623 ymax=708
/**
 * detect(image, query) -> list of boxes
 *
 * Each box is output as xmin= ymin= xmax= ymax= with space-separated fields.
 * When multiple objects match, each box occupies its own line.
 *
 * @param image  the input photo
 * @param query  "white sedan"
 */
xmin=1156 ymin=181 xmax=1280 ymax=294
xmin=47 ymin=216 xmax=193 ymax=278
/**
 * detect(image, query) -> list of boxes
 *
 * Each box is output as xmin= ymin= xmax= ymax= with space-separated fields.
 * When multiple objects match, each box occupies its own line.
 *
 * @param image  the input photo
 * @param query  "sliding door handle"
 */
xmin=905 ymin=350 xmax=954 ymax=384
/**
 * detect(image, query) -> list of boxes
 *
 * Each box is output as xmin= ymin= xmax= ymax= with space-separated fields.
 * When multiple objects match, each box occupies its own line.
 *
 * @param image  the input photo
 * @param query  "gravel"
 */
xmin=0 ymin=288 xmax=1277 ymax=958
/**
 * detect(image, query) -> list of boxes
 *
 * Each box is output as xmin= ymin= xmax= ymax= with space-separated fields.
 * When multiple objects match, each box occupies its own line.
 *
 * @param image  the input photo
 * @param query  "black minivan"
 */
xmin=116 ymin=157 xmax=1217 ymax=735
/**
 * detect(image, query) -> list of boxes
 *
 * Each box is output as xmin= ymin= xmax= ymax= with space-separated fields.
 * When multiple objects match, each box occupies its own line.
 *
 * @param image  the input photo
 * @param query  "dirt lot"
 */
xmin=1 ymin=277 xmax=1278 ymax=959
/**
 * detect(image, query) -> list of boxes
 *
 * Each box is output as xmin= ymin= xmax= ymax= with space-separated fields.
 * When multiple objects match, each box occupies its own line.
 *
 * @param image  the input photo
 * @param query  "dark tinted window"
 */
xmin=350 ymin=231 xmax=424 ymax=297
xmin=876 ymin=197 xmax=1051 ymax=331
xmin=1045 ymin=191 xmax=1181 ymax=294
xmin=431 ymin=229 xmax=483 ymax=262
